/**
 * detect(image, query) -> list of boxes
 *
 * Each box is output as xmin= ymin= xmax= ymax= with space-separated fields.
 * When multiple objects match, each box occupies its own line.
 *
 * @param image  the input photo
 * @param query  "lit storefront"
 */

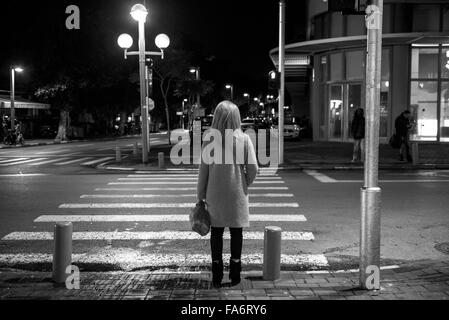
xmin=270 ymin=0 xmax=449 ymax=143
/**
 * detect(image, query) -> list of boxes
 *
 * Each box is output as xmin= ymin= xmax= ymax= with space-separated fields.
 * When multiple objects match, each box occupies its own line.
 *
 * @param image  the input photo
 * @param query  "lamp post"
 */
xmin=243 ymin=93 xmax=250 ymax=106
xmin=10 ymin=67 xmax=23 ymax=131
xmin=190 ymin=67 xmax=201 ymax=109
xmin=225 ymin=84 xmax=234 ymax=101
xmin=117 ymin=4 xmax=170 ymax=164
xmin=182 ymin=99 xmax=188 ymax=130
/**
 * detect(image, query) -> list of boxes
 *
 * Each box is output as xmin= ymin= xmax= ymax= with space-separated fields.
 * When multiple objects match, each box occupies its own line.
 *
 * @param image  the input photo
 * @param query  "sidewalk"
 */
xmin=0 ymin=259 xmax=448 ymax=300
xmin=98 ymin=141 xmax=449 ymax=171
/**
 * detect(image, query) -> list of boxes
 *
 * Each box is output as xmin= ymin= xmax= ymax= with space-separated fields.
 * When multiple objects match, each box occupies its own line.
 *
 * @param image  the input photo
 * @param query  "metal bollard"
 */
xmin=53 ymin=222 xmax=73 ymax=284
xmin=116 ymin=145 xmax=121 ymax=162
xmin=133 ymin=142 xmax=138 ymax=156
xmin=263 ymin=226 xmax=282 ymax=281
xmin=158 ymin=152 xmax=165 ymax=168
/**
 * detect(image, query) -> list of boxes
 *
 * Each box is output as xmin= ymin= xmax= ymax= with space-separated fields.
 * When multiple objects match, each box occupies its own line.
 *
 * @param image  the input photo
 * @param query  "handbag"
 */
xmin=190 ymin=200 xmax=211 ymax=236
xmin=389 ymin=133 xmax=401 ymax=149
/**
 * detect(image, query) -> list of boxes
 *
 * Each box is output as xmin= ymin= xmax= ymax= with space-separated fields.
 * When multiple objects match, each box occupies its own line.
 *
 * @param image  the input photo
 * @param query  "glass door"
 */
xmin=329 ymin=85 xmax=343 ymax=140
xmin=345 ymin=83 xmax=363 ymax=141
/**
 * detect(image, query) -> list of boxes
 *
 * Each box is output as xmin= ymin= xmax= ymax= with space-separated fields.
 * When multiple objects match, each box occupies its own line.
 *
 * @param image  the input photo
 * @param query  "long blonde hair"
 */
xmin=211 ymin=101 xmax=242 ymax=136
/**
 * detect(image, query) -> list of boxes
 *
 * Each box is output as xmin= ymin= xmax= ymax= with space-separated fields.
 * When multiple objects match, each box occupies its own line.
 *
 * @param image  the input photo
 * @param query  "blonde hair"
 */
xmin=211 ymin=101 xmax=242 ymax=136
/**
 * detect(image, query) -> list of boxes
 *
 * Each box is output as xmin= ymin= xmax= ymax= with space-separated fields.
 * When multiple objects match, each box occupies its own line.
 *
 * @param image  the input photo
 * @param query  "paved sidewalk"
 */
xmin=1 ymin=260 xmax=448 ymax=300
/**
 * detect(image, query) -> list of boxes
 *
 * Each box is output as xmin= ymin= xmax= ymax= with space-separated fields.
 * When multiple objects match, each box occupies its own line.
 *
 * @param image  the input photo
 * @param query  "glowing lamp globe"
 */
xmin=14 ymin=67 xmax=24 ymax=73
xmin=130 ymin=4 xmax=148 ymax=22
xmin=155 ymin=34 xmax=170 ymax=49
xmin=118 ymin=34 xmax=133 ymax=49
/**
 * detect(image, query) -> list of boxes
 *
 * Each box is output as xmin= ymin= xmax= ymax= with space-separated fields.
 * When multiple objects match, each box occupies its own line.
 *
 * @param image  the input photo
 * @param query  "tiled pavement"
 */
xmin=0 ymin=260 xmax=448 ymax=300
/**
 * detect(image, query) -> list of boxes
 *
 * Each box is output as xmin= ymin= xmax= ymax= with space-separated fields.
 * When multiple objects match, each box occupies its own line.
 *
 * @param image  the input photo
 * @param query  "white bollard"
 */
xmin=412 ymin=142 xmax=419 ymax=166
xmin=53 ymin=222 xmax=73 ymax=284
xmin=158 ymin=152 xmax=165 ymax=169
xmin=116 ymin=145 xmax=121 ymax=162
xmin=263 ymin=226 xmax=282 ymax=281
xmin=133 ymin=142 xmax=138 ymax=156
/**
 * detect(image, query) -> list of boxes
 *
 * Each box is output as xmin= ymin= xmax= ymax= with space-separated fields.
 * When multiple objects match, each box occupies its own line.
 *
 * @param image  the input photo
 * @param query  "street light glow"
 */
xmin=243 ymin=93 xmax=249 ymax=97
xmin=117 ymin=34 xmax=133 ymax=49
xmin=190 ymin=68 xmax=197 ymax=74
xmin=155 ymin=34 xmax=170 ymax=49
xmin=13 ymin=67 xmax=24 ymax=73
xmin=225 ymin=84 xmax=232 ymax=89
xmin=130 ymin=4 xmax=148 ymax=22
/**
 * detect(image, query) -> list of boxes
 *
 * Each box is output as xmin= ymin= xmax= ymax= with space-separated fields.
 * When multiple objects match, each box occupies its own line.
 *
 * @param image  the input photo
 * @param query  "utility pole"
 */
xmin=10 ymin=68 xmax=15 ymax=131
xmin=360 ymin=0 xmax=383 ymax=290
xmin=278 ymin=0 xmax=286 ymax=165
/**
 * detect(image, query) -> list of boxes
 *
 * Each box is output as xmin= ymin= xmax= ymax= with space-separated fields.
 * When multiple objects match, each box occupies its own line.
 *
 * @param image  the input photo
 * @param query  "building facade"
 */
xmin=270 ymin=0 xmax=449 ymax=143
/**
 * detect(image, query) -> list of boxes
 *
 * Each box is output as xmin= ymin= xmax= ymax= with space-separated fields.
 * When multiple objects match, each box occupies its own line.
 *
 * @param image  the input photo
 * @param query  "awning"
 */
xmin=270 ymin=32 xmax=449 ymax=57
xmin=0 ymin=97 xmax=50 ymax=110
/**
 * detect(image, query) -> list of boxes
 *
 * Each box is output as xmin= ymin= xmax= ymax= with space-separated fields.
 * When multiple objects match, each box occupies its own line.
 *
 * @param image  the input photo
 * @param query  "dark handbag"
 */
xmin=389 ymin=133 xmax=401 ymax=149
xmin=190 ymin=200 xmax=211 ymax=236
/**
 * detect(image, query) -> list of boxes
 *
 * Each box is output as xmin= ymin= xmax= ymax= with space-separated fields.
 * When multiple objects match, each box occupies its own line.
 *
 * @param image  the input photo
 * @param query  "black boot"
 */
xmin=212 ymin=260 xmax=223 ymax=288
xmin=229 ymin=259 xmax=241 ymax=286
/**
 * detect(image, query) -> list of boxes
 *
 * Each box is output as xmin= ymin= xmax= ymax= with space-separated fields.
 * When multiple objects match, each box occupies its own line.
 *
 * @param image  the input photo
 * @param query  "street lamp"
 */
xmin=189 ymin=67 xmax=201 ymax=108
xmin=10 ymin=66 xmax=24 ymax=131
xmin=118 ymin=4 xmax=170 ymax=164
xmin=181 ymin=99 xmax=188 ymax=130
xmin=225 ymin=84 xmax=234 ymax=101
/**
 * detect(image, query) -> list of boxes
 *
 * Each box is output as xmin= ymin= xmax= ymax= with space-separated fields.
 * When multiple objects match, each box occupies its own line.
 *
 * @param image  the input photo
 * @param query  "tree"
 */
xmin=152 ymin=49 xmax=192 ymax=144
xmin=174 ymin=78 xmax=215 ymax=129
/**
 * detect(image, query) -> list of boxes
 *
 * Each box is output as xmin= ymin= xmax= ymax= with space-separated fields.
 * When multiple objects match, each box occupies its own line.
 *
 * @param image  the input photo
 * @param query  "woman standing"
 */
xmin=197 ymin=101 xmax=258 ymax=288
xmin=351 ymin=108 xmax=365 ymax=163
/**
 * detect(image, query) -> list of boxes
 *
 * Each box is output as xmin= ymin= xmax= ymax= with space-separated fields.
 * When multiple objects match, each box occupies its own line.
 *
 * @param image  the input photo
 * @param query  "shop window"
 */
xmin=412 ymin=5 xmax=440 ymax=32
xmin=320 ymin=56 xmax=328 ymax=83
xmin=382 ymin=4 xmax=392 ymax=34
xmin=330 ymin=52 xmax=343 ymax=81
xmin=381 ymin=49 xmax=391 ymax=138
xmin=346 ymin=15 xmax=365 ymax=36
xmin=441 ymin=47 xmax=449 ymax=79
xmin=330 ymin=12 xmax=344 ymax=38
xmin=345 ymin=51 xmax=364 ymax=80
xmin=410 ymin=81 xmax=438 ymax=141
xmin=411 ymin=48 xmax=439 ymax=79
xmin=440 ymin=82 xmax=449 ymax=142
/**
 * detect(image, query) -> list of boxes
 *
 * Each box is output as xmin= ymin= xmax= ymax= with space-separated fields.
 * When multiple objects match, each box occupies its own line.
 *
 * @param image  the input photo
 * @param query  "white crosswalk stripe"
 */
xmin=0 ymin=158 xmax=28 ymax=164
xmin=0 ymin=158 xmax=47 ymax=166
xmin=54 ymin=157 xmax=93 ymax=165
xmin=29 ymin=158 xmax=70 ymax=166
xmin=81 ymin=157 xmax=115 ymax=165
xmin=0 ymin=169 xmax=328 ymax=270
xmin=34 ymin=214 xmax=307 ymax=222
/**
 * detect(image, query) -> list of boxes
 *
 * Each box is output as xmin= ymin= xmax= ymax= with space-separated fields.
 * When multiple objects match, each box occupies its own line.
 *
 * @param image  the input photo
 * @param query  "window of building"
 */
xmin=441 ymin=48 xmax=449 ymax=79
xmin=382 ymin=4 xmax=393 ymax=34
xmin=441 ymin=82 xmax=449 ymax=142
xmin=320 ymin=55 xmax=328 ymax=83
xmin=330 ymin=12 xmax=344 ymax=38
xmin=345 ymin=51 xmax=364 ymax=81
xmin=411 ymin=48 xmax=439 ymax=79
xmin=443 ymin=6 xmax=449 ymax=32
xmin=330 ymin=52 xmax=344 ymax=81
xmin=346 ymin=15 xmax=365 ymax=36
xmin=381 ymin=49 xmax=391 ymax=138
xmin=412 ymin=5 xmax=440 ymax=32
xmin=410 ymin=81 xmax=438 ymax=141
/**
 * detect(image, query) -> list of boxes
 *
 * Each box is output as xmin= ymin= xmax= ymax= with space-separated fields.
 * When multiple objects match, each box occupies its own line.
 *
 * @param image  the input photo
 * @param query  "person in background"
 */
xmin=197 ymin=101 xmax=259 ymax=288
xmin=395 ymin=110 xmax=413 ymax=162
xmin=351 ymin=108 xmax=365 ymax=163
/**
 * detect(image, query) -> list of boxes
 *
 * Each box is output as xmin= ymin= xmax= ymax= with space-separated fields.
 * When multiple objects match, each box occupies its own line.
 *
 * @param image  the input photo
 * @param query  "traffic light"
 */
xmin=268 ymin=70 xmax=280 ymax=91
xmin=328 ymin=0 xmax=367 ymax=14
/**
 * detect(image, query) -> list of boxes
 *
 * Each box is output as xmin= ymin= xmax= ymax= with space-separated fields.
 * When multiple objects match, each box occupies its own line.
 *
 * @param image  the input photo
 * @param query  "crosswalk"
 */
xmin=0 ymin=167 xmax=329 ymax=271
xmin=0 ymin=156 xmax=115 ymax=167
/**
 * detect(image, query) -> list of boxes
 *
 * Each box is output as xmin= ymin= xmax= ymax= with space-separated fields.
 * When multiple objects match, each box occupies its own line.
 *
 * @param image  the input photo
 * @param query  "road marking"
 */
xmin=109 ymin=181 xmax=284 ymax=185
xmin=336 ymin=179 xmax=449 ymax=183
xmin=2 ymin=231 xmax=313 ymax=241
xmin=34 ymin=214 xmax=307 ymax=222
xmin=29 ymin=158 xmax=70 ymax=166
xmin=96 ymin=187 xmax=198 ymax=191
xmin=35 ymin=149 xmax=71 ymax=154
xmin=81 ymin=157 xmax=114 ymax=165
xmin=127 ymin=174 xmax=199 ymax=178
xmin=121 ymin=176 xmax=282 ymax=181
xmin=54 ymin=157 xmax=93 ymax=165
xmin=0 ymin=158 xmax=47 ymax=166
xmin=58 ymin=202 xmax=299 ymax=209
xmin=0 ymin=253 xmax=329 ymax=268
xmin=0 ymin=158 xmax=28 ymax=164
xmin=0 ymin=173 xmax=48 ymax=177
xmin=304 ymin=170 xmax=337 ymax=183
xmin=80 ymin=193 xmax=294 ymax=199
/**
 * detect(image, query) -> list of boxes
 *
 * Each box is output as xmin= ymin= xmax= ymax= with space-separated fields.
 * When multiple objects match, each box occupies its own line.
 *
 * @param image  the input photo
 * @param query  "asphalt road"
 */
xmin=0 ymin=137 xmax=448 ymax=272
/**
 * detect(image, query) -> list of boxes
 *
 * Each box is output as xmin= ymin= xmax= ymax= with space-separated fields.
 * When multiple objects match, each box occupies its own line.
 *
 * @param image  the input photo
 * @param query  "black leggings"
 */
xmin=210 ymin=227 xmax=243 ymax=262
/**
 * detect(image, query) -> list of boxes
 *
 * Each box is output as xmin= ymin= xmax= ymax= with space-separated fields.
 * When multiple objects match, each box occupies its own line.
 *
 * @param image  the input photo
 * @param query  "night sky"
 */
xmin=1 ymin=0 xmax=306 ymax=101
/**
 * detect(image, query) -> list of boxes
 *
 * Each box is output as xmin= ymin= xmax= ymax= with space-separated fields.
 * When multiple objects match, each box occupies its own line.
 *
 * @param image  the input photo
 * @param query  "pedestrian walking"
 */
xmin=197 ymin=100 xmax=259 ymax=288
xmin=350 ymin=108 xmax=365 ymax=163
xmin=395 ymin=110 xmax=413 ymax=162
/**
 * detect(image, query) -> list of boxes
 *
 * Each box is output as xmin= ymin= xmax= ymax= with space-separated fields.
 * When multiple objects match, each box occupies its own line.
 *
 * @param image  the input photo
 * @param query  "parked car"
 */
xmin=189 ymin=115 xmax=214 ymax=141
xmin=241 ymin=118 xmax=259 ymax=132
xmin=272 ymin=118 xmax=303 ymax=139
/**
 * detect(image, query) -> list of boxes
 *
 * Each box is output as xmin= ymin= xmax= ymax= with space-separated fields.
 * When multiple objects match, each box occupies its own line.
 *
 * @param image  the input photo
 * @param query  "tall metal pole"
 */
xmin=10 ymin=68 xmax=15 ymax=131
xmin=138 ymin=20 xmax=149 ymax=164
xmin=196 ymin=69 xmax=201 ymax=108
xmin=278 ymin=0 xmax=286 ymax=165
xmin=231 ymin=85 xmax=234 ymax=101
xmin=360 ymin=0 xmax=383 ymax=290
